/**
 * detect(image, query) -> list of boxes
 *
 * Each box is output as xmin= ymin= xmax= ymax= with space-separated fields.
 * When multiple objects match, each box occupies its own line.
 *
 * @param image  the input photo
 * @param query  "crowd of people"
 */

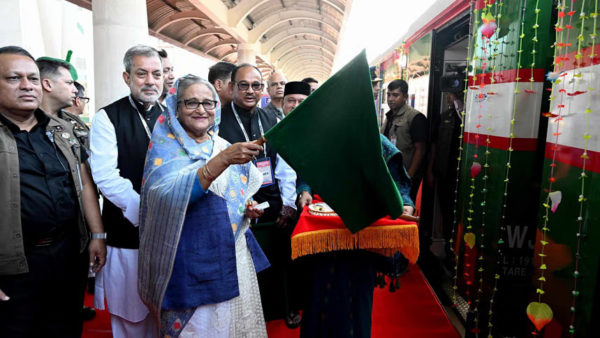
xmin=0 ymin=43 xmax=433 ymax=338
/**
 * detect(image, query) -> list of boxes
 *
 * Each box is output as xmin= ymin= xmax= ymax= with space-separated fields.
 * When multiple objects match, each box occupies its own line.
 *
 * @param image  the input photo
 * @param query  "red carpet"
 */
xmin=83 ymin=266 xmax=458 ymax=337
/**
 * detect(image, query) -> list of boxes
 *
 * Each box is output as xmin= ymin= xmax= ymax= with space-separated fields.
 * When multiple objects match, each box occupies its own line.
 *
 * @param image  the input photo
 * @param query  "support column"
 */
xmin=92 ymin=0 xmax=149 ymax=110
xmin=0 ymin=0 xmax=45 ymax=57
xmin=237 ymin=43 xmax=256 ymax=65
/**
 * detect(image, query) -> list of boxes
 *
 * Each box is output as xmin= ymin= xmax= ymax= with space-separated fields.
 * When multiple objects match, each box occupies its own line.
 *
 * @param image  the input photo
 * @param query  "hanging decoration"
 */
xmin=548 ymin=191 xmax=562 ymax=213
xmin=450 ymin=0 xmax=477 ymax=308
xmin=527 ymin=0 xmax=571 ymax=334
xmin=526 ymin=302 xmax=554 ymax=332
xmin=468 ymin=1 xmax=504 ymax=334
xmin=460 ymin=1 xmax=491 ymax=315
xmin=481 ymin=11 xmax=498 ymax=39
xmin=470 ymin=161 xmax=482 ymax=178
xmin=565 ymin=0 xmax=596 ymax=335
xmin=487 ymin=0 xmax=528 ymax=336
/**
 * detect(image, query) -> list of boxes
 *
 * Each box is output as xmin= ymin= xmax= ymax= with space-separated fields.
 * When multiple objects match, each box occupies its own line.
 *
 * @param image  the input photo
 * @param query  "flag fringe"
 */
xmin=291 ymin=225 xmax=419 ymax=263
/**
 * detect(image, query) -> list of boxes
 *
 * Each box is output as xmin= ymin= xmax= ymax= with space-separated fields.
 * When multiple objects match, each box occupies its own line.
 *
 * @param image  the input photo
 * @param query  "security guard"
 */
xmin=0 ymin=46 xmax=106 ymax=337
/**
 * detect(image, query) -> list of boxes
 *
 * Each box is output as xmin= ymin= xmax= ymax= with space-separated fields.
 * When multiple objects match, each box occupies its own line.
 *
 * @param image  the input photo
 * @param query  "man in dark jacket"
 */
xmin=0 ymin=45 xmax=105 ymax=338
xmin=218 ymin=63 xmax=298 ymax=324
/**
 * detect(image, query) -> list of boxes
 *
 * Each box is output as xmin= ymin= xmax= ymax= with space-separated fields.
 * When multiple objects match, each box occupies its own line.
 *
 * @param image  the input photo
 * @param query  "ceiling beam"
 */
xmin=282 ymin=58 xmax=332 ymax=73
xmin=149 ymin=30 xmax=218 ymax=62
xmin=204 ymin=38 xmax=239 ymax=54
xmin=228 ymin=0 xmax=269 ymax=27
xmin=279 ymin=55 xmax=333 ymax=71
xmin=271 ymin=38 xmax=336 ymax=60
xmin=152 ymin=10 xmax=209 ymax=33
xmin=289 ymin=67 xmax=329 ymax=78
xmin=218 ymin=49 xmax=238 ymax=61
xmin=266 ymin=33 xmax=337 ymax=56
xmin=277 ymin=48 xmax=334 ymax=67
xmin=286 ymin=62 xmax=331 ymax=73
xmin=323 ymin=0 xmax=345 ymax=15
xmin=248 ymin=9 xmax=341 ymax=43
xmin=288 ymin=68 xmax=329 ymax=80
xmin=182 ymin=28 xmax=231 ymax=46
xmin=271 ymin=43 xmax=335 ymax=61
xmin=285 ymin=68 xmax=331 ymax=81
xmin=188 ymin=0 xmax=249 ymax=42
xmin=261 ymin=26 xmax=337 ymax=54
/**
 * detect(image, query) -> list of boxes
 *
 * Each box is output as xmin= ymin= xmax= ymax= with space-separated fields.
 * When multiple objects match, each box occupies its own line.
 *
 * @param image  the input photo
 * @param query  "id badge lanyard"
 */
xmin=129 ymin=96 xmax=164 ymax=139
xmin=231 ymin=102 xmax=266 ymax=155
xmin=231 ymin=102 xmax=274 ymax=187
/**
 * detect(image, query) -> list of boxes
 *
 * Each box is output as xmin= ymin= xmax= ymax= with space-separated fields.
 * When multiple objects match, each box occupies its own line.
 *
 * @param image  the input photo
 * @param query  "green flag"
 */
xmin=264 ymin=50 xmax=404 ymax=233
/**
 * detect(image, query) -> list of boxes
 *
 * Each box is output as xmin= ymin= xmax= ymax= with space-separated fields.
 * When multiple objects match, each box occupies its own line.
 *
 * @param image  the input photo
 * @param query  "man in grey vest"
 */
xmin=382 ymin=79 xmax=428 ymax=200
xmin=89 ymin=45 xmax=163 ymax=337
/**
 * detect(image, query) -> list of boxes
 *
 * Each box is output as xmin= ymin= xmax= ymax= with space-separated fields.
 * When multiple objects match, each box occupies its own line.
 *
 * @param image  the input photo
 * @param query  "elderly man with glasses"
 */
xmin=218 ymin=63 xmax=299 ymax=326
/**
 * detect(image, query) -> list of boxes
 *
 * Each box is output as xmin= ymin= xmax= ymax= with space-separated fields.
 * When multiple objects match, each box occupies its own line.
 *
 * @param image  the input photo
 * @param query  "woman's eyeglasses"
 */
xmin=178 ymin=99 xmax=218 ymax=111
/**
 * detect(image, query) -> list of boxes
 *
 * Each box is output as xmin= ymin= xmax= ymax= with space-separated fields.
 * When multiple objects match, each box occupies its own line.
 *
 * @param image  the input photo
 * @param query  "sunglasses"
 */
xmin=235 ymin=81 xmax=264 ymax=92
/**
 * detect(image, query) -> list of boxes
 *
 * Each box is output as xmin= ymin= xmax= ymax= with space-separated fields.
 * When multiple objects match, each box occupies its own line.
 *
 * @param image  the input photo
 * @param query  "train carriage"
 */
xmin=371 ymin=0 xmax=600 ymax=336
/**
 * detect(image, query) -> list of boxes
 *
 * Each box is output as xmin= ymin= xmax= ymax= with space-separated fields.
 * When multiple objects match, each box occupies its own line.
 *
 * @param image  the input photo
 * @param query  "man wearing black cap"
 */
xmin=282 ymin=80 xmax=311 ymax=117
xmin=283 ymin=81 xmax=314 ymax=211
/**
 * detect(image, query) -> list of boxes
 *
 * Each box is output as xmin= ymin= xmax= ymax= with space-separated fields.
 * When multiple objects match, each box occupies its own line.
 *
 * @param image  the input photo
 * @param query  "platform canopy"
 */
xmin=70 ymin=0 xmax=352 ymax=82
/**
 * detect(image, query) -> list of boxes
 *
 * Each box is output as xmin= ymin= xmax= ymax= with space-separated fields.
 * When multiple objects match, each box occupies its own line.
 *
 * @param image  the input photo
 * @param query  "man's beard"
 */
xmin=132 ymin=83 xmax=160 ymax=104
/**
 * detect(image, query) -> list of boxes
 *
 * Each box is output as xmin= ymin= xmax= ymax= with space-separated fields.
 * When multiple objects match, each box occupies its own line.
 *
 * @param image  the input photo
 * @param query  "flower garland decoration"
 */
xmin=526 ymin=0 xmax=573 ymax=334
xmin=466 ymin=1 xmax=507 ymax=334
xmin=486 ymin=0 xmax=528 ymax=335
xmin=565 ymin=0 xmax=596 ymax=335
xmin=478 ymin=1 xmax=506 ymax=335
xmin=450 ymin=0 xmax=477 ymax=308
xmin=462 ymin=2 xmax=484 ymax=310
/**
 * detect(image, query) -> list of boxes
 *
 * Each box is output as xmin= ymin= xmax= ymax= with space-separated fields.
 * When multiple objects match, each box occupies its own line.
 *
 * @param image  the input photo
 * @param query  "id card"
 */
xmin=254 ymin=157 xmax=274 ymax=187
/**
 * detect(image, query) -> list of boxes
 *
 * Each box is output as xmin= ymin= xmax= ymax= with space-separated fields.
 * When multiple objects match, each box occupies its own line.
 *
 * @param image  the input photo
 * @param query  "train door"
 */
xmin=418 ymin=13 xmax=471 ymax=308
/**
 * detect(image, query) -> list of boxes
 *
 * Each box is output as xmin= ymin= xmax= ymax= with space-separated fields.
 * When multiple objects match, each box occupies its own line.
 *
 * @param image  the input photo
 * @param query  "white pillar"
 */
xmin=37 ymin=0 xmax=63 ymax=58
xmin=92 ymin=0 xmax=150 ymax=110
xmin=0 ymin=0 xmax=45 ymax=58
xmin=237 ymin=43 xmax=256 ymax=65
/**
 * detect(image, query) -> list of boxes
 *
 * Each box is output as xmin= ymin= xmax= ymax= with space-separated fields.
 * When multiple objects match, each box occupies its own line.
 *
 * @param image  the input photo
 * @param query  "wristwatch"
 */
xmin=90 ymin=232 xmax=107 ymax=240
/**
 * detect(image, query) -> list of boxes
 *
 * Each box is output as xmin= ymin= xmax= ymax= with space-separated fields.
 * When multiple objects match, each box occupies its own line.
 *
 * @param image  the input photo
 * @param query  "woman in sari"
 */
xmin=138 ymin=75 xmax=269 ymax=337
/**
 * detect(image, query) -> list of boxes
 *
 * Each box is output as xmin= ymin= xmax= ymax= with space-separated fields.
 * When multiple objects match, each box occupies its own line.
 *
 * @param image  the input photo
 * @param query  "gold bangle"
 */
xmin=204 ymin=163 xmax=216 ymax=179
xmin=202 ymin=165 xmax=215 ymax=181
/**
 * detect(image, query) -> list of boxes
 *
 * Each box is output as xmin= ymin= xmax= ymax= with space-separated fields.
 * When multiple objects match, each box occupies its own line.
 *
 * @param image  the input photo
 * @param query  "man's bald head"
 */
xmin=267 ymin=70 xmax=287 ymax=100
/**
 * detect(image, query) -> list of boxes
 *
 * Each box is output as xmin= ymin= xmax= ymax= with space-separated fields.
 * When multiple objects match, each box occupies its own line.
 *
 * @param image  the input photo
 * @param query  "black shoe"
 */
xmin=82 ymin=306 xmax=96 ymax=321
